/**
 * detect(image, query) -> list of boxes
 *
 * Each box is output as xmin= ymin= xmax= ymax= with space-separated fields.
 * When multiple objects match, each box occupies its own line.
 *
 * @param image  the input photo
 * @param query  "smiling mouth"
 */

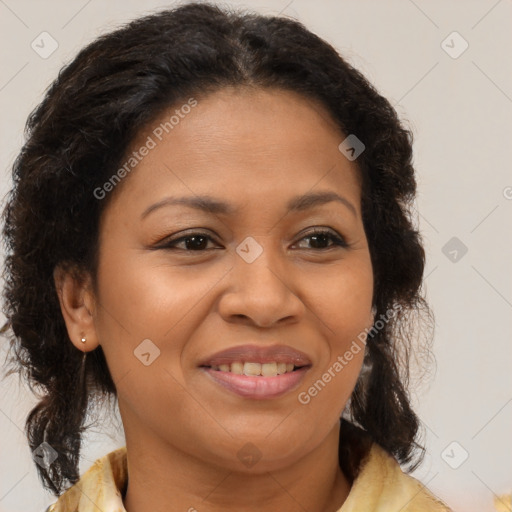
xmin=199 ymin=344 xmax=312 ymax=398
xmin=204 ymin=361 xmax=307 ymax=377
xmin=201 ymin=364 xmax=310 ymax=399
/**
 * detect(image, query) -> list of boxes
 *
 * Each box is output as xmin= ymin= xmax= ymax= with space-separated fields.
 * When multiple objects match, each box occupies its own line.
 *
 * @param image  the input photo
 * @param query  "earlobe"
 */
xmin=53 ymin=264 xmax=99 ymax=352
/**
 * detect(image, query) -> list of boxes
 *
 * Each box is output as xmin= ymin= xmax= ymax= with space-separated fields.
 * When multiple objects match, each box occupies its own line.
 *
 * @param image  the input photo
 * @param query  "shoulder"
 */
xmin=341 ymin=442 xmax=452 ymax=511
xmin=46 ymin=446 xmax=128 ymax=512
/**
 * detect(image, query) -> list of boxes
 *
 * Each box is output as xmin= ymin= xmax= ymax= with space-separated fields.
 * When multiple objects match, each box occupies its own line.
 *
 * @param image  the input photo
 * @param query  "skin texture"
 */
xmin=55 ymin=87 xmax=375 ymax=512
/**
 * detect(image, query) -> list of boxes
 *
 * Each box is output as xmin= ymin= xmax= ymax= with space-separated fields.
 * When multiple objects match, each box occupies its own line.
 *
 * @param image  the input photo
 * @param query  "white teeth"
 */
xmin=243 ymin=362 xmax=261 ymax=376
xmin=231 ymin=362 xmax=244 ymax=374
xmin=261 ymin=362 xmax=277 ymax=377
xmin=276 ymin=362 xmax=287 ymax=375
xmin=210 ymin=361 xmax=298 ymax=376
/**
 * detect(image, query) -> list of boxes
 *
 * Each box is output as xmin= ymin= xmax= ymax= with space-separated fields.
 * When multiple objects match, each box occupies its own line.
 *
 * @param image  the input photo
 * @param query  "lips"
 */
xmin=198 ymin=344 xmax=312 ymax=367
xmin=198 ymin=344 xmax=312 ymax=399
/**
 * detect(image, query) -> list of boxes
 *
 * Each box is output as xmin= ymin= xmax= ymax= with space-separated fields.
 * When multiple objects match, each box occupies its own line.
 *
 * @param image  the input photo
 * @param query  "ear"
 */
xmin=53 ymin=264 xmax=100 ymax=352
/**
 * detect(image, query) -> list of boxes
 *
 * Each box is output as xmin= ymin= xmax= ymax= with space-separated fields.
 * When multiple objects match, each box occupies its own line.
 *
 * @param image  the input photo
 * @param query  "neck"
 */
xmin=123 ymin=421 xmax=350 ymax=512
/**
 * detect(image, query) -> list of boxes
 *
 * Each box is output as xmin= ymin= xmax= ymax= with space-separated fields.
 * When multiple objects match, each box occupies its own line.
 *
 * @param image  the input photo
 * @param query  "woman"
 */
xmin=1 ymin=2 xmax=451 ymax=511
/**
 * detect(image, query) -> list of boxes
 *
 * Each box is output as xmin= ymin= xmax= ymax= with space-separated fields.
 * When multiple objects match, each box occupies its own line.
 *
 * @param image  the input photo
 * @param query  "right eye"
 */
xmin=157 ymin=231 xmax=221 ymax=252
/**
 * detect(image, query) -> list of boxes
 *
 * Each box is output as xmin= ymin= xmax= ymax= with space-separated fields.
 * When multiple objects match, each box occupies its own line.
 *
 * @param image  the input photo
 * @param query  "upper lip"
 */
xmin=199 ymin=344 xmax=312 ymax=367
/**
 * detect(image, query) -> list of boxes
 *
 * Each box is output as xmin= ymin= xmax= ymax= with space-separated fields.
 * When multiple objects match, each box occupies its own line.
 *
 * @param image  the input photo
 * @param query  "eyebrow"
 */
xmin=140 ymin=190 xmax=357 ymax=220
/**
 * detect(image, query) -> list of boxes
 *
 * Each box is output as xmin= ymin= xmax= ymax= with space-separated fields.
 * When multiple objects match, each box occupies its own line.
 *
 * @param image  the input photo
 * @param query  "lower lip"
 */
xmin=202 ymin=367 xmax=309 ymax=400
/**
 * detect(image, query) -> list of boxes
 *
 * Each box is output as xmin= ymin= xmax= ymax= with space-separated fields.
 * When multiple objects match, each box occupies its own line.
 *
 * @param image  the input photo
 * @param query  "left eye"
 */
xmin=293 ymin=229 xmax=348 ymax=250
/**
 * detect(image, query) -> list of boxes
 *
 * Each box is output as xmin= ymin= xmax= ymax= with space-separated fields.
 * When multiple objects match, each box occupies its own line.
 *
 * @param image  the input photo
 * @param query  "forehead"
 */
xmin=102 ymin=86 xmax=362 ymax=218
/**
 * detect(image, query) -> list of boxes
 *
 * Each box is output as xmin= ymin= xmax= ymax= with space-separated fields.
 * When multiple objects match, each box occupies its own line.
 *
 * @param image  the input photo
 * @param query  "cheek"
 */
xmin=95 ymin=249 xmax=229 ymax=337
xmin=297 ymin=258 xmax=372 ymax=411
xmin=93 ymin=249 xmax=233 ymax=385
xmin=307 ymin=256 xmax=374 ymax=336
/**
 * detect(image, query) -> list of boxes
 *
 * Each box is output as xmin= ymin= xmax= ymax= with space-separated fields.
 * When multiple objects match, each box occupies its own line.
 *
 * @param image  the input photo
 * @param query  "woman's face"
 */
xmin=87 ymin=87 xmax=374 ymax=471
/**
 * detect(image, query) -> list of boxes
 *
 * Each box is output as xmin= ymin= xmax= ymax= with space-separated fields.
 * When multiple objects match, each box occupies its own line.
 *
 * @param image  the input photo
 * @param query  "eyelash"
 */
xmin=156 ymin=228 xmax=349 ymax=253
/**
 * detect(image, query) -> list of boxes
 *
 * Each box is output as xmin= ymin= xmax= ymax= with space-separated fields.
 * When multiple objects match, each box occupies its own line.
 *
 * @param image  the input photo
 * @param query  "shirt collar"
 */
xmin=48 ymin=442 xmax=450 ymax=512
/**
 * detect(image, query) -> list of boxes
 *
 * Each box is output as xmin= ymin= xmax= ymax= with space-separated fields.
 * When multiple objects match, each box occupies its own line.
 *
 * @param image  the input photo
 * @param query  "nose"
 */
xmin=217 ymin=243 xmax=305 ymax=328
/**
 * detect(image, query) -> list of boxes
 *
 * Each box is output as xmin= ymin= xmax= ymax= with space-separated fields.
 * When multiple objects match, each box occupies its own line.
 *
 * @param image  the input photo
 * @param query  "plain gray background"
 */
xmin=1 ymin=1 xmax=511 ymax=511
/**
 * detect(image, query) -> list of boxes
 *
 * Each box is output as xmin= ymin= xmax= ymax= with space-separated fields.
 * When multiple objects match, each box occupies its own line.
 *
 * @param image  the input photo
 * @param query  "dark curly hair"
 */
xmin=1 ymin=1 xmax=432 ymax=496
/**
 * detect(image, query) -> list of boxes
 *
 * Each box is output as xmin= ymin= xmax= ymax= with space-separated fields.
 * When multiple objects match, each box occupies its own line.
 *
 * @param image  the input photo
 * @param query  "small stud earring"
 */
xmin=81 ymin=336 xmax=86 ymax=344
